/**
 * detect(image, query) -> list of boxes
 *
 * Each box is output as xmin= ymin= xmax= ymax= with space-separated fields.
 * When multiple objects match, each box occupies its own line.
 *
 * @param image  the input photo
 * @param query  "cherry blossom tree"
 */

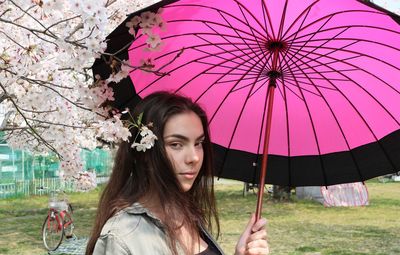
xmin=0 ymin=0 xmax=162 ymax=190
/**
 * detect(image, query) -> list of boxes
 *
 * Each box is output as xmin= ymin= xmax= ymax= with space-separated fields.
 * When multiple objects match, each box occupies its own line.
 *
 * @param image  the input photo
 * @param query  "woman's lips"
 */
xmin=180 ymin=172 xmax=197 ymax=179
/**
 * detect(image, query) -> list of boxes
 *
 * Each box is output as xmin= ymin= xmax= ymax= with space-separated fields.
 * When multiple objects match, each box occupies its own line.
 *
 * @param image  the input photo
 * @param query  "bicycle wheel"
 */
xmin=42 ymin=213 xmax=64 ymax=251
xmin=63 ymin=211 xmax=74 ymax=238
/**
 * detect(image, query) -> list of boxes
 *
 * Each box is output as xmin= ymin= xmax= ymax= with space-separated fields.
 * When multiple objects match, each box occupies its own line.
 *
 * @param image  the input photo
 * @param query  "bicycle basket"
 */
xmin=48 ymin=201 xmax=69 ymax=211
xmin=48 ymin=192 xmax=69 ymax=211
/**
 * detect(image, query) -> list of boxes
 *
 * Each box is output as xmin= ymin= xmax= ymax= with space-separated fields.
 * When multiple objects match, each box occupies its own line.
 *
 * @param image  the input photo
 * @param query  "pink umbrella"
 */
xmin=93 ymin=0 xmax=400 ymax=218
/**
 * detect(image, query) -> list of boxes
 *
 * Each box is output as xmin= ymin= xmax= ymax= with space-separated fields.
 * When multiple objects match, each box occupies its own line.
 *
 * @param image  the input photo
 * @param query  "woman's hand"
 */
xmin=234 ymin=213 xmax=269 ymax=255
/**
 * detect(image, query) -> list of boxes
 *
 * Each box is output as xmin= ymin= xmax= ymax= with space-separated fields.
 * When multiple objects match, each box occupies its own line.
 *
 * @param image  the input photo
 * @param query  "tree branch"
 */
xmin=0 ymin=81 xmax=61 ymax=157
xmin=25 ymin=117 xmax=95 ymax=129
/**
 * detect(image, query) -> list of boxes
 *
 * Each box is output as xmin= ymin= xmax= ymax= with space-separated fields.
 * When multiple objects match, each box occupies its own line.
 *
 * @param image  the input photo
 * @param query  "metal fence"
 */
xmin=0 ymin=177 xmax=109 ymax=199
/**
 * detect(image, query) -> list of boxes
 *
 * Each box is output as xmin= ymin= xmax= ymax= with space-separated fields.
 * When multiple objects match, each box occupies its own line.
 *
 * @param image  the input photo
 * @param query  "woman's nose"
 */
xmin=185 ymin=146 xmax=200 ymax=164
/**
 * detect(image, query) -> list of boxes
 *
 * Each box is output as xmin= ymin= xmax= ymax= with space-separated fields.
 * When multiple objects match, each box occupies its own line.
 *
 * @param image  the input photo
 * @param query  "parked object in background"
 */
xmin=296 ymin=186 xmax=325 ymax=204
xmin=321 ymin=182 xmax=369 ymax=207
xmin=41 ymin=188 xmax=75 ymax=251
xmin=296 ymin=182 xmax=369 ymax=206
xmin=378 ymin=172 xmax=400 ymax=183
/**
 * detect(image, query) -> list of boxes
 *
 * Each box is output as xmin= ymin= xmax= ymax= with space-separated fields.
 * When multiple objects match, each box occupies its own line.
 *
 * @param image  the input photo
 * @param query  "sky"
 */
xmin=372 ymin=0 xmax=400 ymax=14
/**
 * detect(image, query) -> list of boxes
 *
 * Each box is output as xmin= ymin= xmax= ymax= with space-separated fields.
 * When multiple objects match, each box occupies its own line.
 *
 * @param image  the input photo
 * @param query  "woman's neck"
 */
xmin=138 ymin=193 xmax=206 ymax=254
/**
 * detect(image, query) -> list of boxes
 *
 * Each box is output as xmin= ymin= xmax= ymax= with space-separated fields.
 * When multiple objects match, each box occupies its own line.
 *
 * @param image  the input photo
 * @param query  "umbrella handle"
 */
xmin=255 ymin=173 xmax=266 ymax=220
xmin=255 ymin=83 xmax=276 ymax=220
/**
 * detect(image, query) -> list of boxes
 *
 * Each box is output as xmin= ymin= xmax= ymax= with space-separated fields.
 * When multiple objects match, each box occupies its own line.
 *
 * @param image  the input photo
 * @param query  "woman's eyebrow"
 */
xmin=164 ymin=134 xmax=189 ymax=141
xmin=164 ymin=134 xmax=205 ymax=141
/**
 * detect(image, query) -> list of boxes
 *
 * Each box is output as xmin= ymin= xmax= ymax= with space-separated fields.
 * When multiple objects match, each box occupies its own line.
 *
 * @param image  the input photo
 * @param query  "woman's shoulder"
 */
xmin=100 ymin=202 xmax=164 ymax=237
xmin=99 ymin=210 xmax=142 ymax=237
xmin=94 ymin=203 xmax=171 ymax=255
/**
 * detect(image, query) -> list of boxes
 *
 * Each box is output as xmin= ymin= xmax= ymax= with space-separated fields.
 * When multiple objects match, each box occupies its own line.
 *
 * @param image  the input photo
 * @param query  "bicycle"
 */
xmin=39 ymin=187 xmax=75 ymax=251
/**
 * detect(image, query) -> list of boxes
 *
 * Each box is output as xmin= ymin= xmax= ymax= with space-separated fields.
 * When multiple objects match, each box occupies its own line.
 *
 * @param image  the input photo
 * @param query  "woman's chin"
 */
xmin=180 ymin=182 xmax=195 ymax=192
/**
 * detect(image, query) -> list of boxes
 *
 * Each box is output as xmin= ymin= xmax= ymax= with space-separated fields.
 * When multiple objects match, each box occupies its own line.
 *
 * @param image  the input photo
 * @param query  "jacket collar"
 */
xmin=123 ymin=202 xmax=165 ymax=229
xmin=123 ymin=202 xmax=225 ymax=254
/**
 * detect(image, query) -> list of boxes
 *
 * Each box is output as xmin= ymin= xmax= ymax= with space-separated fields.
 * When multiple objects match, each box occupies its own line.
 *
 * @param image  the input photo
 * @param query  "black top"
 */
xmin=196 ymin=245 xmax=220 ymax=255
xmin=196 ymin=231 xmax=222 ymax=255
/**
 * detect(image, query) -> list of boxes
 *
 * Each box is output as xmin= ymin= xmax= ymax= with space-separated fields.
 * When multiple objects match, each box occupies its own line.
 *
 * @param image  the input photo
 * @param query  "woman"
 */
xmin=86 ymin=91 xmax=269 ymax=255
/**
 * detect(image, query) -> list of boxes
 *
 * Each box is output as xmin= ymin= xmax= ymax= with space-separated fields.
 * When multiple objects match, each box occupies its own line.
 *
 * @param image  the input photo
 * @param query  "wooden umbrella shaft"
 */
xmin=255 ymin=81 xmax=276 ymax=220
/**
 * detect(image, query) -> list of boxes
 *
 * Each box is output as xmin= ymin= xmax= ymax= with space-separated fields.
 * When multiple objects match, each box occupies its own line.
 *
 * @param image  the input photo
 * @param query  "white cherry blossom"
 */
xmin=0 ymin=0 xmax=162 ymax=191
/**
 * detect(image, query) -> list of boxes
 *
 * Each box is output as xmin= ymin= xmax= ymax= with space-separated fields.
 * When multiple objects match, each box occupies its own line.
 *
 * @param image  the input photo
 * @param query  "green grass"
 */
xmin=0 ymin=181 xmax=399 ymax=255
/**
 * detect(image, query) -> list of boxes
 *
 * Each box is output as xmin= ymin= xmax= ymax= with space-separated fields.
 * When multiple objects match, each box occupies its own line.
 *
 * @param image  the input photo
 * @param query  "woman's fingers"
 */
xmin=234 ymin=214 xmax=269 ymax=255
xmin=247 ymin=238 xmax=268 ymax=249
xmin=247 ymin=219 xmax=269 ymax=255
xmin=246 ymin=246 xmax=270 ymax=255
xmin=248 ymin=229 xmax=267 ymax=242
xmin=246 ymin=237 xmax=269 ymax=255
xmin=251 ymin=217 xmax=267 ymax=232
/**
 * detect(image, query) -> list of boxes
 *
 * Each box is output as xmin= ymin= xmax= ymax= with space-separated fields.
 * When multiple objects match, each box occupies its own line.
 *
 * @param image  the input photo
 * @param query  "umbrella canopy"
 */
xmin=93 ymin=0 xmax=400 ymax=189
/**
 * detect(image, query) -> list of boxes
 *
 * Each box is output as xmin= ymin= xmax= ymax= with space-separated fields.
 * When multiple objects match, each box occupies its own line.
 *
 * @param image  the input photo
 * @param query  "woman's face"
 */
xmin=163 ymin=111 xmax=205 ymax=192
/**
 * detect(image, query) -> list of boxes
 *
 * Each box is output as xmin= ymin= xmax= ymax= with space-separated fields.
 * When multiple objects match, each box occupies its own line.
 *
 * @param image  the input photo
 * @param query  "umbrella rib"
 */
xmin=213 ymin=65 xmax=267 ymax=178
xmin=195 ymin=60 xmax=251 ymax=73
xmin=130 ymin=31 xmax=262 ymax=51
xmin=283 ymin=17 xmax=338 ymax=72
xmin=204 ymin=72 xmax=260 ymax=76
xmin=291 ymin=36 xmax=400 ymax=62
xmin=232 ymin=0 xmax=273 ymax=39
xmin=137 ymin=45 xmax=261 ymax=94
xmin=188 ymin=37 xmax=270 ymax=76
xmin=191 ymin=33 xmax=264 ymax=70
xmin=279 ymin=4 xmax=313 ymax=70
xmin=253 ymin=76 xmax=270 ymax=184
xmin=230 ymin=76 xmax=269 ymax=93
xmin=289 ymin=48 xmax=400 ymax=156
xmin=290 ymin=68 xmax=360 ymax=76
xmin=129 ymin=32 xmax=265 ymax=57
xmin=216 ymin=75 xmax=268 ymax=87
xmin=281 ymin=78 xmax=323 ymax=98
xmin=260 ymin=0 xmax=275 ymax=38
xmin=191 ymin=46 xmax=265 ymax=75
xmin=232 ymin=5 xmax=270 ymax=69
xmin=194 ymin=62 xmax=261 ymax=107
xmin=280 ymin=0 xmax=319 ymax=39
xmin=274 ymin=78 xmax=304 ymax=101
xmin=280 ymin=77 xmax=292 ymax=186
xmin=283 ymin=24 xmax=349 ymax=75
xmin=207 ymin=68 xmax=264 ymax=123
xmin=189 ymin=46 xmax=269 ymax=105
xmin=283 ymin=41 xmax=359 ymax=75
xmin=282 ymin=76 xmax=338 ymax=91
xmin=292 ymin=55 xmax=362 ymax=73
xmin=277 ymin=0 xmax=289 ymax=40
xmin=291 ymin=24 xmax=400 ymax=44
xmin=208 ymin=75 xmax=267 ymax=89
xmin=260 ymin=0 xmax=271 ymax=41
xmin=166 ymin=3 xmax=269 ymax=39
xmin=293 ymin=50 xmax=400 ymax=128
xmin=281 ymin=56 xmax=329 ymax=186
xmin=249 ymin=77 xmax=273 ymax=98
xmin=200 ymin=21 xmax=263 ymax=68
xmin=274 ymin=78 xmax=285 ymax=100
xmin=134 ymin=36 xmax=269 ymax=93
xmin=190 ymin=39 xmax=264 ymax=72
xmin=283 ymin=10 xmax=394 ymax=41
xmin=287 ymin=44 xmax=400 ymax=96
xmin=285 ymin=55 xmax=379 ymax=183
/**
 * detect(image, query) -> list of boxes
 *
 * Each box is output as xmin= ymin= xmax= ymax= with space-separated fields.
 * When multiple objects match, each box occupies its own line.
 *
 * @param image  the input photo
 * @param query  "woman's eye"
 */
xmin=196 ymin=141 xmax=204 ymax=147
xmin=170 ymin=143 xmax=182 ymax=149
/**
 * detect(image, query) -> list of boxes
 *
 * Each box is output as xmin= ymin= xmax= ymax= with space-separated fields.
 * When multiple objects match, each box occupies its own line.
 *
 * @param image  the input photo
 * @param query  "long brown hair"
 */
xmin=86 ymin=91 xmax=219 ymax=254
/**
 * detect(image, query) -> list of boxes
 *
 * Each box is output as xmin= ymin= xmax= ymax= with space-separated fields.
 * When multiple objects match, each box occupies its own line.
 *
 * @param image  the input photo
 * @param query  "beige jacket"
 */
xmin=92 ymin=203 xmax=224 ymax=255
